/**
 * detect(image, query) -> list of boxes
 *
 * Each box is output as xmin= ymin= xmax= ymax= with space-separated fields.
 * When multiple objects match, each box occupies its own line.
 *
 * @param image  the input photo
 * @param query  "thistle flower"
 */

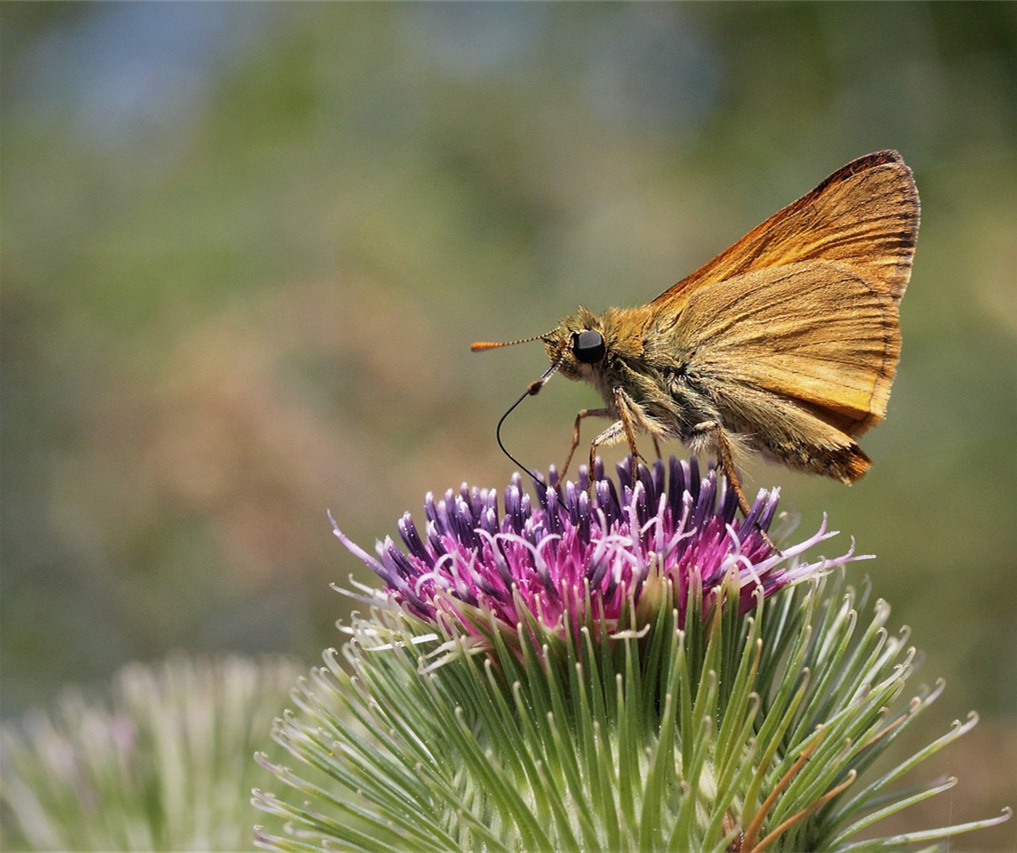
xmin=331 ymin=456 xmax=852 ymax=661
xmin=253 ymin=457 xmax=1010 ymax=852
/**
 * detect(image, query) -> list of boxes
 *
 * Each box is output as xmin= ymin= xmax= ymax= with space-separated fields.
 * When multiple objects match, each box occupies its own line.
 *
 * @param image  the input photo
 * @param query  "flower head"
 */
xmin=331 ymin=456 xmax=859 ymax=643
xmin=252 ymin=455 xmax=1011 ymax=852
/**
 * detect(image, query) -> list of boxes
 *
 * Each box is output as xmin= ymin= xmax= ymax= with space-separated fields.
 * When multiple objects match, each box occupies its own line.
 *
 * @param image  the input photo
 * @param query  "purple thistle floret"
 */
xmin=331 ymin=456 xmax=862 ymax=640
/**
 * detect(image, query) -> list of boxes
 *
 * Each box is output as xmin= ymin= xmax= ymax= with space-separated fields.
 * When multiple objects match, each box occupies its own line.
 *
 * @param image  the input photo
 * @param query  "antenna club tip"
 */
xmin=470 ymin=341 xmax=496 ymax=352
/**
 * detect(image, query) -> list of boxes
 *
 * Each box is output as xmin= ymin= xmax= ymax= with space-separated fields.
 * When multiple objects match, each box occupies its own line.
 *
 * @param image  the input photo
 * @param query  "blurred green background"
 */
xmin=2 ymin=3 xmax=1014 ymax=847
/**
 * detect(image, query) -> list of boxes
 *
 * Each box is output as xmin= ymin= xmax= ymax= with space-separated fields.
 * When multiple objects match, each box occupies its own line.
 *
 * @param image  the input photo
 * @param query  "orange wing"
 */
xmin=650 ymin=150 xmax=919 ymax=314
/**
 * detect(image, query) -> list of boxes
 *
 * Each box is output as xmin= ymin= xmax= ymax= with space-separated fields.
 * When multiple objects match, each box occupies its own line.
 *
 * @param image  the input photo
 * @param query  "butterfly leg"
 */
xmin=585 ymin=387 xmax=651 ymax=478
xmin=694 ymin=420 xmax=780 ymax=554
xmin=700 ymin=421 xmax=752 ymax=518
xmin=587 ymin=419 xmax=627 ymax=483
xmin=562 ymin=407 xmax=613 ymax=478
xmin=609 ymin=386 xmax=648 ymax=467
xmin=566 ymin=389 xmax=651 ymax=487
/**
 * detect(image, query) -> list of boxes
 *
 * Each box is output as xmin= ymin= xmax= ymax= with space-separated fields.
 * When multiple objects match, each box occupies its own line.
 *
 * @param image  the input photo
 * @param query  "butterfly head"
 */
xmin=542 ymin=308 xmax=609 ymax=383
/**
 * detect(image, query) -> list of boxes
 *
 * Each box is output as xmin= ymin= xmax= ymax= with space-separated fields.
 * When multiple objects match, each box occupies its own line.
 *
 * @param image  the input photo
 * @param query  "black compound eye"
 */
xmin=572 ymin=330 xmax=606 ymax=364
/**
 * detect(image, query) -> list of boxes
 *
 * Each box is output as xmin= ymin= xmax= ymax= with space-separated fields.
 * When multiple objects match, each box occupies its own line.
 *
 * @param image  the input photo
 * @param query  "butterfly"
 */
xmin=473 ymin=150 xmax=920 ymax=516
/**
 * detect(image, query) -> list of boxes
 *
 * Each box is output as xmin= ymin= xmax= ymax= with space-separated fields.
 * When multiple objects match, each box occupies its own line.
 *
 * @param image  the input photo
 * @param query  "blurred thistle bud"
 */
xmin=1 ymin=655 xmax=301 ymax=851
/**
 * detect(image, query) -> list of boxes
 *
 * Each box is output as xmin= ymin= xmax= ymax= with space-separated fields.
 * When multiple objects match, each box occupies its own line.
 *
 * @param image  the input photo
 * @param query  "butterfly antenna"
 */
xmin=471 ymin=332 xmax=551 ymax=352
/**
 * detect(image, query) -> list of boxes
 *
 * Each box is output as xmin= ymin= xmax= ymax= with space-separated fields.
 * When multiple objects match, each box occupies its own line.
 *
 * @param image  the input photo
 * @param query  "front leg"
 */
xmin=587 ymin=418 xmax=628 ymax=481
xmin=561 ymin=407 xmax=613 ymax=478
xmin=585 ymin=386 xmax=654 ymax=477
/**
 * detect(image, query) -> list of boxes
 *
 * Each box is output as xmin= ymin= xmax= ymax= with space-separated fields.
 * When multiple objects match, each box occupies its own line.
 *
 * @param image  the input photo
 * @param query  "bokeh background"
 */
xmin=3 ymin=3 xmax=1015 ymax=847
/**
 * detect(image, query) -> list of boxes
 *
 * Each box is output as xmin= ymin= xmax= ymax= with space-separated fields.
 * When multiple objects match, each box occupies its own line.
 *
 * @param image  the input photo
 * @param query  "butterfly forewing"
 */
xmin=650 ymin=150 xmax=919 ymax=312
